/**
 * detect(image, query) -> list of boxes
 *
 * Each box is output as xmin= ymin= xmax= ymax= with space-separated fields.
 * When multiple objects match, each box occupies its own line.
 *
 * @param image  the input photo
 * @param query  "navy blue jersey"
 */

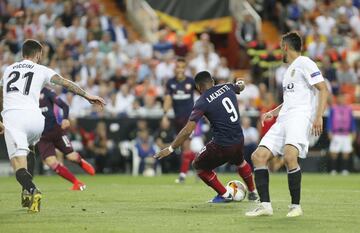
xmin=189 ymin=83 xmax=243 ymax=146
xmin=166 ymin=76 xmax=195 ymax=119
xmin=39 ymin=88 xmax=69 ymax=133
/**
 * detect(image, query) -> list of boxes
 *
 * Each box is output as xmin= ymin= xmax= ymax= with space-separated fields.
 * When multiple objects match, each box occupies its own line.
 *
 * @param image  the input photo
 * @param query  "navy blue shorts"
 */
xmin=37 ymin=125 xmax=74 ymax=160
xmin=193 ymin=139 xmax=244 ymax=171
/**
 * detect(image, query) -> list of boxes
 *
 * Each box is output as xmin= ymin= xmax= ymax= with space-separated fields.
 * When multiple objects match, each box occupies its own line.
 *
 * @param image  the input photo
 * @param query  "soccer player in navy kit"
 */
xmin=163 ymin=57 xmax=196 ymax=183
xmin=37 ymin=87 xmax=95 ymax=190
xmin=155 ymin=71 xmax=258 ymax=203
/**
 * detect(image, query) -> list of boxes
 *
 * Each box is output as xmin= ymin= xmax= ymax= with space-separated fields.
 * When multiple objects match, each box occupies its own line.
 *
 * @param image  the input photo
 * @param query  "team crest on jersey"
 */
xmin=291 ymin=69 xmax=295 ymax=77
xmin=185 ymin=83 xmax=192 ymax=90
xmin=171 ymin=84 xmax=176 ymax=89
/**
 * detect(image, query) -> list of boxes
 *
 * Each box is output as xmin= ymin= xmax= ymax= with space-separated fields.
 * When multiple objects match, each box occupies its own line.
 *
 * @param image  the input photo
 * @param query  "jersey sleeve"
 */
xmin=301 ymin=58 xmax=324 ymax=86
xmin=42 ymin=66 xmax=58 ymax=85
xmin=189 ymin=98 xmax=206 ymax=123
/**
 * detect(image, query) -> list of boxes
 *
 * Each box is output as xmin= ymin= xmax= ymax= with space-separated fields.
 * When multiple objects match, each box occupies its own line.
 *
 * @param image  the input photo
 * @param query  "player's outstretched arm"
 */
xmin=312 ymin=81 xmax=329 ymax=136
xmin=261 ymin=103 xmax=283 ymax=126
xmin=153 ymin=121 xmax=196 ymax=159
xmin=50 ymin=75 xmax=106 ymax=108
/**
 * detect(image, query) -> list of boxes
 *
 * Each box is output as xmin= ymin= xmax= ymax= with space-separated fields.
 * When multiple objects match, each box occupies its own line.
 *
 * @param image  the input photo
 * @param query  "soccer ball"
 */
xmin=226 ymin=180 xmax=247 ymax=202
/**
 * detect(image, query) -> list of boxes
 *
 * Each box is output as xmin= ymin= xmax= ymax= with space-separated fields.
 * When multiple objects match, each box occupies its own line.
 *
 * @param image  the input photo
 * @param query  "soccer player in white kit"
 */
xmin=0 ymin=39 xmax=105 ymax=213
xmin=245 ymin=32 xmax=328 ymax=217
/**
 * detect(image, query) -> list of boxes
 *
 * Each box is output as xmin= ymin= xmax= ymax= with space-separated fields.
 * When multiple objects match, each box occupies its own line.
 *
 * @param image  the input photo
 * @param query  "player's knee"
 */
xmin=10 ymin=156 xmax=27 ymax=171
xmin=342 ymin=153 xmax=351 ymax=160
xmin=65 ymin=152 xmax=78 ymax=161
xmin=283 ymin=154 xmax=298 ymax=169
xmin=44 ymin=156 xmax=58 ymax=167
xmin=251 ymin=151 xmax=266 ymax=166
xmin=329 ymin=152 xmax=338 ymax=159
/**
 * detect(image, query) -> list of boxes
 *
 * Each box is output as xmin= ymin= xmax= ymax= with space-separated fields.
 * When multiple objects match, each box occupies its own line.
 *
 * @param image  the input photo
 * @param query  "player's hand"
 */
xmin=153 ymin=147 xmax=172 ymax=160
xmin=86 ymin=94 xmax=106 ymax=108
xmin=61 ymin=119 xmax=71 ymax=130
xmin=235 ymin=80 xmax=245 ymax=92
xmin=0 ymin=122 xmax=4 ymax=134
xmin=261 ymin=111 xmax=274 ymax=127
xmin=312 ymin=116 xmax=323 ymax=136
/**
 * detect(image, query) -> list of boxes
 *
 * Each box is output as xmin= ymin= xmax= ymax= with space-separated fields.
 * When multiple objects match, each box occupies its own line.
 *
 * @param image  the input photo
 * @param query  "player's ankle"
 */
xmin=261 ymin=202 xmax=272 ymax=209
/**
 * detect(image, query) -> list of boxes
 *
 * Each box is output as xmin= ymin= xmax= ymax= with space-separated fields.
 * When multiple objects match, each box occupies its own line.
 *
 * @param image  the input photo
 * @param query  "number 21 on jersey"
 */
xmin=6 ymin=71 xmax=34 ymax=95
xmin=222 ymin=97 xmax=238 ymax=122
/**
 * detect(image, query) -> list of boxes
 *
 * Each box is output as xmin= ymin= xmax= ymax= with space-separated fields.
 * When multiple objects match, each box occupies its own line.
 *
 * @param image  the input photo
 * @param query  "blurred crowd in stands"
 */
xmin=246 ymin=0 xmax=360 ymax=104
xmin=0 ymin=0 xmax=359 ymax=174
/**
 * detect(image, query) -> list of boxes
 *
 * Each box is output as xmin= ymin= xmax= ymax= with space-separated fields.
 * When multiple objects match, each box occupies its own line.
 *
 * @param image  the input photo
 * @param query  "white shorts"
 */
xmin=259 ymin=116 xmax=312 ymax=159
xmin=2 ymin=110 xmax=45 ymax=159
xmin=329 ymin=135 xmax=353 ymax=154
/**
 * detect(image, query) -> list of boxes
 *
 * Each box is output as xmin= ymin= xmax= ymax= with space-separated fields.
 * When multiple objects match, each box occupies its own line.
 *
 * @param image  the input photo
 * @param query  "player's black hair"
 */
xmin=194 ymin=71 xmax=213 ymax=87
xmin=22 ymin=39 xmax=43 ymax=58
xmin=282 ymin=31 xmax=302 ymax=52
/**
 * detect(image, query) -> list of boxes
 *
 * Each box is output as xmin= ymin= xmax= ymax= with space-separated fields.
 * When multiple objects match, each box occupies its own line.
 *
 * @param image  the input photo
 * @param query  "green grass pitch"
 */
xmin=0 ymin=174 xmax=359 ymax=233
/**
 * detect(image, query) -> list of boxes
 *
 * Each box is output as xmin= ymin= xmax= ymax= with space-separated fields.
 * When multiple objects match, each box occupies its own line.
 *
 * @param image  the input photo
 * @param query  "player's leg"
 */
xmin=340 ymin=152 xmax=351 ymax=175
xmin=340 ymin=135 xmax=353 ymax=175
xmin=246 ymin=121 xmax=285 ymax=217
xmin=66 ymin=151 xmax=95 ymax=176
xmin=237 ymin=160 xmax=257 ymax=201
xmin=44 ymin=156 xmax=80 ymax=184
xmin=192 ymin=142 xmax=230 ymax=203
xmin=11 ymin=155 xmax=37 ymax=197
xmin=229 ymin=141 xmax=257 ymax=201
xmin=38 ymin=135 xmax=85 ymax=191
xmin=174 ymin=118 xmax=196 ymax=183
xmin=21 ymin=147 xmax=36 ymax=208
xmin=245 ymin=146 xmax=274 ymax=216
xmin=252 ymin=147 xmax=273 ymax=203
xmin=176 ymin=139 xmax=195 ymax=183
xmin=4 ymin=125 xmax=42 ymax=212
xmin=283 ymin=144 xmax=303 ymax=217
xmin=55 ymin=128 xmax=95 ymax=176
xmin=329 ymin=136 xmax=340 ymax=175
xmin=11 ymin=154 xmax=42 ymax=213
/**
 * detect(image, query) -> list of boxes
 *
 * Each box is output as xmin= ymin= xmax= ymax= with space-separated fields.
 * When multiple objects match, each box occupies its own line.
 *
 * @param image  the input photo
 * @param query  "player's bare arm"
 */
xmin=261 ymin=103 xmax=283 ymax=126
xmin=163 ymin=94 xmax=172 ymax=116
xmin=154 ymin=121 xmax=196 ymax=159
xmin=312 ymin=81 xmax=329 ymax=136
xmin=50 ymin=75 xmax=106 ymax=107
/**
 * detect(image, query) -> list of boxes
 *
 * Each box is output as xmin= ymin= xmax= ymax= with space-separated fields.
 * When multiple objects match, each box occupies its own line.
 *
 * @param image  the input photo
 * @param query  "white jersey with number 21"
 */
xmin=0 ymin=59 xmax=56 ymax=114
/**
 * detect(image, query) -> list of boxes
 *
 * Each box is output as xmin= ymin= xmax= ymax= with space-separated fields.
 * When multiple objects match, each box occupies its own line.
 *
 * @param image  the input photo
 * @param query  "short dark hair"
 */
xmin=282 ymin=31 xmax=302 ymax=52
xmin=22 ymin=39 xmax=43 ymax=58
xmin=194 ymin=71 xmax=213 ymax=86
